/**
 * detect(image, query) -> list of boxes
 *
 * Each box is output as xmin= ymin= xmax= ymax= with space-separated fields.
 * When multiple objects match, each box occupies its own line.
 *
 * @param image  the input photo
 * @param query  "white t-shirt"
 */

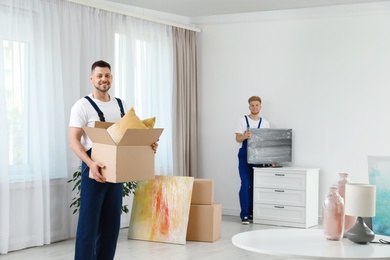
xmin=235 ymin=116 xmax=270 ymax=147
xmin=69 ymin=94 xmax=128 ymax=151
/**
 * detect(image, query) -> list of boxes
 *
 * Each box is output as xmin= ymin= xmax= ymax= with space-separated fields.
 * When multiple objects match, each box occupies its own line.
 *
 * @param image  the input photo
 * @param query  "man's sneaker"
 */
xmin=241 ymin=217 xmax=250 ymax=225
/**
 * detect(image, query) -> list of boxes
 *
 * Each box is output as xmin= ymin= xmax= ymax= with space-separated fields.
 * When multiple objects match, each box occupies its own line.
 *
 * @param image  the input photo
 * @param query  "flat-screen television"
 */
xmin=247 ymin=128 xmax=292 ymax=165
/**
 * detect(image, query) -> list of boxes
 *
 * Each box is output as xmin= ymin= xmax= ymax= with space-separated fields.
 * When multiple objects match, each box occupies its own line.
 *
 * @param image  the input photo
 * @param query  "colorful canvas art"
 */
xmin=368 ymin=156 xmax=390 ymax=236
xmin=128 ymin=175 xmax=194 ymax=244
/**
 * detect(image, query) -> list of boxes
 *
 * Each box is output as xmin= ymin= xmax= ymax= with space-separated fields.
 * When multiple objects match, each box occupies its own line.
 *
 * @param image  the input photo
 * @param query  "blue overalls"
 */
xmin=237 ymin=115 xmax=262 ymax=220
xmin=74 ymin=97 xmax=125 ymax=260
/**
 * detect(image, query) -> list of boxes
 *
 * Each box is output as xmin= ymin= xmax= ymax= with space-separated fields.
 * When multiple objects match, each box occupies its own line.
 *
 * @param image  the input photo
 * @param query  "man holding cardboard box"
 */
xmin=69 ymin=60 xmax=158 ymax=260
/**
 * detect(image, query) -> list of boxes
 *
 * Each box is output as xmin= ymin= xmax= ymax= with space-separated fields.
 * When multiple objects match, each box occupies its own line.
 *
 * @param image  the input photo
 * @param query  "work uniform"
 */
xmin=69 ymin=94 xmax=127 ymax=260
xmin=236 ymin=115 xmax=270 ymax=220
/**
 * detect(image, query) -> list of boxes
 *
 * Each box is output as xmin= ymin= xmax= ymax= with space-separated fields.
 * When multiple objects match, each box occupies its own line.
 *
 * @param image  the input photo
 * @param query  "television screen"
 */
xmin=247 ymin=128 xmax=292 ymax=164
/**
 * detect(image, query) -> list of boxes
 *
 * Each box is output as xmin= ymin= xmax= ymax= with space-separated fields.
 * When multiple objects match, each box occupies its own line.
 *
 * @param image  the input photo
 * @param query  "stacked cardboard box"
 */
xmin=186 ymin=179 xmax=222 ymax=242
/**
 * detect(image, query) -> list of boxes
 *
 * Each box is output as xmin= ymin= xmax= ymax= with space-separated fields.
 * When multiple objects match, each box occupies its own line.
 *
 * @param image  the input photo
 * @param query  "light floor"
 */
xmin=1 ymin=215 xmax=319 ymax=260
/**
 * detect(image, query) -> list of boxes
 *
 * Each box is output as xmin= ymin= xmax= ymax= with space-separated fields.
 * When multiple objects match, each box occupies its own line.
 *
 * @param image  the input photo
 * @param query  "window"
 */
xmin=113 ymin=32 xmax=159 ymax=117
xmin=3 ymin=40 xmax=29 ymax=179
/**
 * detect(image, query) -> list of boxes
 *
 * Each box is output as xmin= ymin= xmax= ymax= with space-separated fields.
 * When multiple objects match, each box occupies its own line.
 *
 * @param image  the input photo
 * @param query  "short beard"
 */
xmin=94 ymin=85 xmax=110 ymax=93
xmin=251 ymin=111 xmax=259 ymax=115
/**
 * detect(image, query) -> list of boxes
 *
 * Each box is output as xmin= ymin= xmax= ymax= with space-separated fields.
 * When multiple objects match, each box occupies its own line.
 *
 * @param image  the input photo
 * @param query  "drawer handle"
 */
xmin=274 ymin=206 xmax=285 ymax=209
xmin=275 ymin=173 xmax=285 ymax=176
xmin=275 ymin=190 xmax=285 ymax=192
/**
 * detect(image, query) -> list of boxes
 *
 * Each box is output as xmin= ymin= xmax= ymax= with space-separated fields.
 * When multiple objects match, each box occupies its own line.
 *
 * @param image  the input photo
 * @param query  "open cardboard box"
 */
xmin=83 ymin=122 xmax=163 ymax=183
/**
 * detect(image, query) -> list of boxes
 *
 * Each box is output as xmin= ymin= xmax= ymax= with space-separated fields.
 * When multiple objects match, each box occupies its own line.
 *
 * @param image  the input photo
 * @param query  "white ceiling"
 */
xmin=104 ymin=0 xmax=388 ymax=17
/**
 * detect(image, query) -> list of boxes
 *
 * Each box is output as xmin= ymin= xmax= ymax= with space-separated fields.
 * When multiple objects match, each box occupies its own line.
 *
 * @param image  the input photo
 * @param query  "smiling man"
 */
xmin=69 ymin=60 xmax=128 ymax=259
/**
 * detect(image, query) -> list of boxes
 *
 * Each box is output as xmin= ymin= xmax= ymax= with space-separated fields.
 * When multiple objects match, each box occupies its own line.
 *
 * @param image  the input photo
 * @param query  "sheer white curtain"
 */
xmin=114 ymin=20 xmax=173 ymax=176
xmin=0 ymin=0 xmax=69 ymax=254
xmin=59 ymin=2 xmax=173 ymax=177
xmin=0 ymin=0 xmax=173 ymax=254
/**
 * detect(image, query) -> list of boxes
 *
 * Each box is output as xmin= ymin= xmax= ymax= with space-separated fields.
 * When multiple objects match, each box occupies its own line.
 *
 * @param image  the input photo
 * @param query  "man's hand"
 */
xmin=89 ymin=161 xmax=106 ymax=183
xmin=244 ymin=129 xmax=252 ymax=139
xmin=151 ymin=141 xmax=159 ymax=154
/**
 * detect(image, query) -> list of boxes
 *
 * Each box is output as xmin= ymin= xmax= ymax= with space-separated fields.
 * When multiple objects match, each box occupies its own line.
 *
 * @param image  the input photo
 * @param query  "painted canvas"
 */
xmin=247 ymin=128 xmax=292 ymax=164
xmin=128 ymin=175 xmax=194 ymax=244
xmin=368 ymin=156 xmax=390 ymax=236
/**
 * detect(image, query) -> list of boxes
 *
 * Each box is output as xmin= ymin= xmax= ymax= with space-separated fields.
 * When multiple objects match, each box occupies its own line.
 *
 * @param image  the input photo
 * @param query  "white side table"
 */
xmin=232 ymin=229 xmax=390 ymax=259
xmin=253 ymin=167 xmax=319 ymax=228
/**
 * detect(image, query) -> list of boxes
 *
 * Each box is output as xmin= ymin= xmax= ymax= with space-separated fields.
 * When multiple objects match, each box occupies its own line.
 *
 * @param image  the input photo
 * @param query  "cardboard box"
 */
xmin=83 ymin=122 xmax=163 ymax=183
xmin=191 ymin=179 xmax=214 ymax=205
xmin=186 ymin=203 xmax=222 ymax=242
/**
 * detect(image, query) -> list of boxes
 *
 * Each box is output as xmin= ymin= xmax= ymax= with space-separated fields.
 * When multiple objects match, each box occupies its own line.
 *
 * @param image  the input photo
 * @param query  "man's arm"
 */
xmin=235 ymin=128 xmax=252 ymax=143
xmin=69 ymin=126 xmax=106 ymax=183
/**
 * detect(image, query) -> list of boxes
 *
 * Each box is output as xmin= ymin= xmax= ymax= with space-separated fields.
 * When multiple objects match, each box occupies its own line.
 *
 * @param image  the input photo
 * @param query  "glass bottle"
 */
xmin=322 ymin=186 xmax=345 ymax=240
xmin=336 ymin=172 xmax=357 ymax=236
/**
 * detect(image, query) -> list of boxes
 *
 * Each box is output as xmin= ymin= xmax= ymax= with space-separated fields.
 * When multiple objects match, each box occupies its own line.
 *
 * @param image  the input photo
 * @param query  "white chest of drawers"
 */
xmin=253 ymin=167 xmax=319 ymax=228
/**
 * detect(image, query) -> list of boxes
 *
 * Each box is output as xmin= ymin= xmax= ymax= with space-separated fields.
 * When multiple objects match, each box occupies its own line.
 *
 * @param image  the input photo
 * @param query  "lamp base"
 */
xmin=346 ymin=216 xmax=375 ymax=244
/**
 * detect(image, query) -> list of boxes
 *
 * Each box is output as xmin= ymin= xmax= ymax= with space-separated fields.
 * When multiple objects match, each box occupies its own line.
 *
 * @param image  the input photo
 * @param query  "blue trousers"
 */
xmin=74 ymin=152 xmax=123 ymax=260
xmin=238 ymin=147 xmax=255 ymax=219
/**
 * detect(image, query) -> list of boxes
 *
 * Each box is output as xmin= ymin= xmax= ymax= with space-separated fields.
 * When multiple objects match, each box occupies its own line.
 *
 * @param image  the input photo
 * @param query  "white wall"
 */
xmin=196 ymin=2 xmax=390 ymax=217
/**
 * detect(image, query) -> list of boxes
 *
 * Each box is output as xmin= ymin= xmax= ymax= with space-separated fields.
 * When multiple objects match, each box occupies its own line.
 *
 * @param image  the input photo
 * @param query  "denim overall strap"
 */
xmin=84 ymin=96 xmax=105 ymax=122
xmin=244 ymin=116 xmax=262 ymax=129
xmin=243 ymin=116 xmax=262 ymax=148
xmin=115 ymin=98 xmax=125 ymax=118
xmin=84 ymin=96 xmax=125 ymax=122
xmin=258 ymin=117 xmax=262 ymax=128
xmin=244 ymin=115 xmax=250 ymax=128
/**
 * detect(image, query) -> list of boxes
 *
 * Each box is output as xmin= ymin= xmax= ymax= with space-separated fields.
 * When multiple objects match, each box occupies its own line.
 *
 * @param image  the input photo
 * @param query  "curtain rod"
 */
xmin=65 ymin=0 xmax=201 ymax=32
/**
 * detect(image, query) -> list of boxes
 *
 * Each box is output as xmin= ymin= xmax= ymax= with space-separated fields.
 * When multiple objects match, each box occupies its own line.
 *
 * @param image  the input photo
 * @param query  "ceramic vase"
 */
xmin=336 ymin=172 xmax=357 ymax=236
xmin=322 ymin=186 xmax=345 ymax=240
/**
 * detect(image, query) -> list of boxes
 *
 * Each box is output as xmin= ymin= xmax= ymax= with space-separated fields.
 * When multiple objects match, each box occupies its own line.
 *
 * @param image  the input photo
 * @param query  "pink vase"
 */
xmin=336 ymin=172 xmax=357 ymax=236
xmin=322 ymin=186 xmax=345 ymax=240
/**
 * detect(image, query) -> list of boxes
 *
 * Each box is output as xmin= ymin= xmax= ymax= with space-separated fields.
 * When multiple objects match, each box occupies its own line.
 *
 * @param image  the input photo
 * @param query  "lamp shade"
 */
xmin=345 ymin=183 xmax=376 ymax=217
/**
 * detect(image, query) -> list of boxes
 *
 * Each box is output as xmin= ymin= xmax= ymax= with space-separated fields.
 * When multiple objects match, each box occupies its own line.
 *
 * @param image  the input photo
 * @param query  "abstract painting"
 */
xmin=127 ymin=175 xmax=194 ymax=244
xmin=247 ymin=129 xmax=292 ymax=164
xmin=368 ymin=156 xmax=390 ymax=236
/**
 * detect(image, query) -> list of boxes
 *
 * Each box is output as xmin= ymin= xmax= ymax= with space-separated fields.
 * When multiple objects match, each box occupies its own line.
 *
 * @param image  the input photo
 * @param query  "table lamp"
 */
xmin=344 ymin=183 xmax=376 ymax=244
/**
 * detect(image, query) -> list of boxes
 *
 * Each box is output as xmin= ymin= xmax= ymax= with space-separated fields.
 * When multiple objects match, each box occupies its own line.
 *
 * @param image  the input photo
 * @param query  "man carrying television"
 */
xmin=235 ymin=96 xmax=271 ymax=225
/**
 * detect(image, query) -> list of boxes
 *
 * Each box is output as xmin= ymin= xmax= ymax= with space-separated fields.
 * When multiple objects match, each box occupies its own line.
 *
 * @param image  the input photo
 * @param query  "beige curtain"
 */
xmin=172 ymin=27 xmax=198 ymax=177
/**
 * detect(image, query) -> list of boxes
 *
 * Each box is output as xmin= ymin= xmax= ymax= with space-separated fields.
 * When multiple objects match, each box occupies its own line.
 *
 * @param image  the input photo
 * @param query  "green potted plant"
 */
xmin=68 ymin=167 xmax=137 ymax=214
